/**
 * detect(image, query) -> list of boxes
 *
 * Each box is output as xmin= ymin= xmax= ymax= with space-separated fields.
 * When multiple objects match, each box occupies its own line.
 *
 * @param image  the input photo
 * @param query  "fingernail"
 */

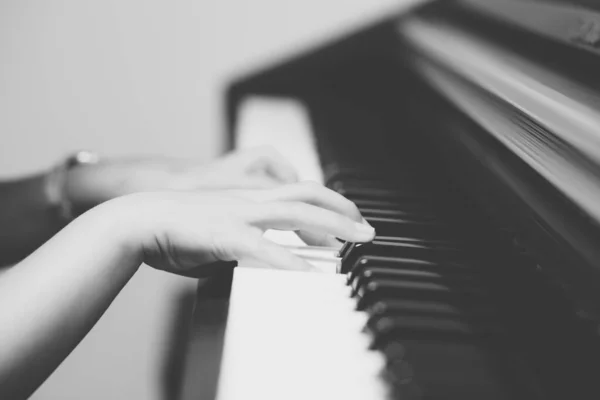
xmin=361 ymin=217 xmax=372 ymax=227
xmin=354 ymin=222 xmax=375 ymax=238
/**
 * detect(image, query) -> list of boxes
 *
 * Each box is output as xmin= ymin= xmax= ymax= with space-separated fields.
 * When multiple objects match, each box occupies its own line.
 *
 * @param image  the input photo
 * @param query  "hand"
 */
xmin=98 ymin=181 xmax=374 ymax=276
xmin=0 ymin=183 xmax=370 ymax=398
xmin=64 ymin=147 xmax=298 ymax=213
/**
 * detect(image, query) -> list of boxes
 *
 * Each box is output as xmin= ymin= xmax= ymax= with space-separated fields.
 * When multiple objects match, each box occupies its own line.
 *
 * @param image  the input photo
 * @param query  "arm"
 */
xmin=0 ymin=147 xmax=298 ymax=267
xmin=0 ymin=207 xmax=140 ymax=399
xmin=0 ymin=174 xmax=64 ymax=266
xmin=0 ymin=183 xmax=373 ymax=399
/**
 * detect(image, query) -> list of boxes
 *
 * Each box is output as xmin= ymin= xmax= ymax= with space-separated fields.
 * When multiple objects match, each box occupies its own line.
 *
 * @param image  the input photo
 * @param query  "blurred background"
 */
xmin=0 ymin=1 xmax=408 ymax=398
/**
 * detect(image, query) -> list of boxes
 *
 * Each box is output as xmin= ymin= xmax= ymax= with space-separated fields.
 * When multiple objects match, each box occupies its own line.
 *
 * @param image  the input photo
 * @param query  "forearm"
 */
xmin=0 ymin=203 xmax=142 ymax=399
xmin=0 ymin=173 xmax=64 ymax=266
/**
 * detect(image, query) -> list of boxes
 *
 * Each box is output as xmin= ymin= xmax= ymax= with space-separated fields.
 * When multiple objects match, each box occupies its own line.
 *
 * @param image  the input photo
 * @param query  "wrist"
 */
xmin=73 ymin=197 xmax=146 ymax=269
xmin=44 ymin=151 xmax=100 ymax=223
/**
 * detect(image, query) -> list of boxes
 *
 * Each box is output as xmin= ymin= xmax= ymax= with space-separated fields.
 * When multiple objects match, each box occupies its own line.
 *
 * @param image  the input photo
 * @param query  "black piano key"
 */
xmin=367 ymin=299 xmax=497 ymax=320
xmin=324 ymin=164 xmax=417 ymax=185
xmin=351 ymin=266 xmax=479 ymax=297
xmin=330 ymin=178 xmax=422 ymax=192
xmin=367 ymin=216 xmax=463 ymax=241
xmin=323 ymin=164 xmax=385 ymax=180
xmin=346 ymin=255 xmax=476 ymax=286
xmin=367 ymin=315 xmax=479 ymax=344
xmin=330 ymin=177 xmax=423 ymax=191
xmin=337 ymin=241 xmax=356 ymax=260
xmin=371 ymin=236 xmax=469 ymax=248
xmin=336 ymin=187 xmax=428 ymax=203
xmin=382 ymin=340 xmax=516 ymax=400
xmin=341 ymin=241 xmax=479 ymax=273
xmin=355 ymin=279 xmax=489 ymax=310
xmin=367 ymin=316 xmax=509 ymax=352
xmin=360 ymin=207 xmax=437 ymax=221
xmin=311 ymin=108 xmax=578 ymax=400
xmin=353 ymin=198 xmax=433 ymax=213
xmin=348 ymin=255 xmax=437 ymax=284
xmin=367 ymin=216 xmax=442 ymax=226
xmin=351 ymin=267 xmax=448 ymax=294
xmin=367 ymin=299 xmax=465 ymax=319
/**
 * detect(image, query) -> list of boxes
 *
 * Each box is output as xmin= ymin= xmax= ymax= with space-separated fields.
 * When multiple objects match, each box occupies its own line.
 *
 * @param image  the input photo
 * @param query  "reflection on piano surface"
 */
xmin=181 ymin=1 xmax=600 ymax=399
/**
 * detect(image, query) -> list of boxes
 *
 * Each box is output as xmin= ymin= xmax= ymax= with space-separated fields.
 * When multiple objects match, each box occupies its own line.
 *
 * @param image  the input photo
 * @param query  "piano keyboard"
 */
xmin=323 ymin=166 xmax=522 ymax=400
xmin=206 ymin=96 xmax=599 ymax=400
xmin=234 ymin=96 xmax=340 ymax=271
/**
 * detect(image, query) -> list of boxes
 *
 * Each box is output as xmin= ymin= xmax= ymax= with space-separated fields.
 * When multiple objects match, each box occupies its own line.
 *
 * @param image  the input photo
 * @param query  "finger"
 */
xmin=226 ymin=175 xmax=280 ymax=190
xmin=175 ymin=261 xmax=237 ymax=279
xmin=242 ymin=147 xmax=299 ymax=184
xmin=261 ymin=181 xmax=363 ymax=222
xmin=296 ymin=230 xmax=329 ymax=247
xmin=252 ymin=202 xmax=375 ymax=243
xmin=296 ymin=231 xmax=344 ymax=249
xmin=218 ymin=225 xmax=316 ymax=271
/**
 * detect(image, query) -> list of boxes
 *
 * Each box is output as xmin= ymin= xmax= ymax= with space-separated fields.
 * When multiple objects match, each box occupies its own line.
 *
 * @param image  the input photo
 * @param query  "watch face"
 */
xmin=68 ymin=151 xmax=100 ymax=167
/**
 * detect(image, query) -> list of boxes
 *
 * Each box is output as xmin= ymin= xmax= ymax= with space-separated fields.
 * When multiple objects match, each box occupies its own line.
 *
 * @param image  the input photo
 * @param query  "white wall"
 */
xmin=0 ymin=1 xmax=418 ymax=399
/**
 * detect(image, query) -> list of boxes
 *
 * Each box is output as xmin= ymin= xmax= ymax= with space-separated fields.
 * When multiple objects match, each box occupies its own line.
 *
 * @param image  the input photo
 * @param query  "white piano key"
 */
xmin=237 ymin=96 xmax=326 ymax=249
xmin=285 ymin=245 xmax=341 ymax=260
xmin=239 ymin=245 xmax=339 ymax=274
xmin=263 ymin=229 xmax=306 ymax=247
xmin=217 ymin=96 xmax=387 ymax=398
xmin=236 ymin=96 xmax=324 ymax=184
xmin=216 ymin=267 xmax=391 ymax=400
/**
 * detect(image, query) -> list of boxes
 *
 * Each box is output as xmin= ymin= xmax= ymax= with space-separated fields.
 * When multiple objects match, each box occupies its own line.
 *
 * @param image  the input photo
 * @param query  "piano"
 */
xmin=180 ymin=1 xmax=600 ymax=399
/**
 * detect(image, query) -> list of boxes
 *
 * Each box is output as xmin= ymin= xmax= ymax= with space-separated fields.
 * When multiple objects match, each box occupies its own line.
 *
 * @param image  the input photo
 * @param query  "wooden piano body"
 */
xmin=180 ymin=1 xmax=600 ymax=399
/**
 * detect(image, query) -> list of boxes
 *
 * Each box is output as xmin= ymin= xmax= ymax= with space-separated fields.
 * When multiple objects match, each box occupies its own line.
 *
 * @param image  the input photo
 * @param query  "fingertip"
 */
xmin=353 ymin=221 xmax=376 ymax=242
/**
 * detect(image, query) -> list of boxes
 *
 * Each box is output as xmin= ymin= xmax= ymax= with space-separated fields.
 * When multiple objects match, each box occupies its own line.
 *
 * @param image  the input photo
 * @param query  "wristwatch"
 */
xmin=45 ymin=150 xmax=100 ymax=222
